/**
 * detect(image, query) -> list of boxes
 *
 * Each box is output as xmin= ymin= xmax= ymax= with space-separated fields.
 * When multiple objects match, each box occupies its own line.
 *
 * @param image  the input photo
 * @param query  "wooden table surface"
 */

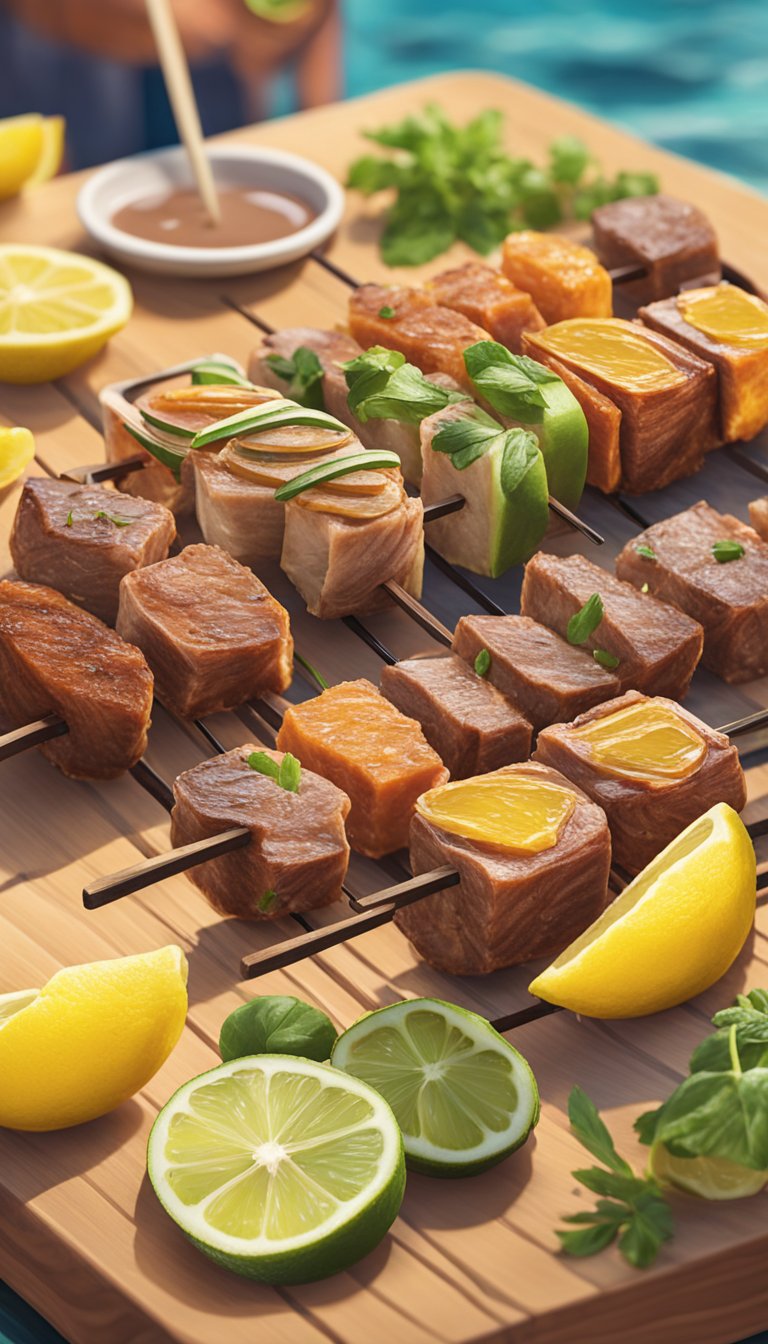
xmin=1 ymin=71 xmax=767 ymax=1344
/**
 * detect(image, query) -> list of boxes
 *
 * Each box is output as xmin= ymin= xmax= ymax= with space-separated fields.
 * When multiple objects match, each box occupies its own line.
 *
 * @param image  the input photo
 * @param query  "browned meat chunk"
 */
xmin=349 ymin=284 xmax=490 ymax=391
xmin=534 ymin=691 xmax=746 ymax=874
xmin=523 ymin=318 xmax=719 ymax=494
xmin=116 ymin=543 xmax=292 ymax=718
xmin=592 ymin=194 xmax=721 ymax=304
xmin=521 ymin=551 xmax=703 ymax=699
xmin=452 ymin=613 xmax=620 ymax=730
xmin=379 ymin=654 xmax=532 ymax=778
xmin=10 ymin=478 xmax=175 ymax=625
xmin=0 ymin=579 xmax=153 ymax=778
xmin=190 ymin=450 xmax=286 ymax=563
xmin=398 ymin=762 xmax=612 ymax=975
xmin=276 ymin=679 xmax=447 ymax=857
xmin=170 ymin=745 xmax=350 ymax=919
xmin=639 ymin=283 xmax=768 ymax=442
xmin=425 ymin=261 xmax=545 ymax=353
xmin=615 ymin=501 xmax=768 ymax=683
xmin=749 ymin=496 xmax=768 ymax=542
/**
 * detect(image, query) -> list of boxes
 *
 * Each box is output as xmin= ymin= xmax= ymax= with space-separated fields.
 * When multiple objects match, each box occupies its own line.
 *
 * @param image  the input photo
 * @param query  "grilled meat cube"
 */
xmin=0 ymin=579 xmax=152 ymax=779
xmin=523 ymin=318 xmax=719 ymax=494
xmin=276 ymin=679 xmax=447 ymax=858
xmin=170 ymin=745 xmax=350 ymax=919
xmin=425 ymin=261 xmax=545 ymax=353
xmin=500 ymin=232 xmax=612 ymax=324
xmin=190 ymin=450 xmax=286 ymax=563
xmin=534 ymin=691 xmax=746 ymax=874
xmin=379 ymin=654 xmax=532 ymax=778
xmin=749 ymin=496 xmax=768 ymax=542
xmin=398 ymin=762 xmax=612 ymax=975
xmin=349 ymin=284 xmax=489 ymax=391
xmin=639 ymin=282 xmax=768 ymax=442
xmin=452 ymin=612 xmax=620 ymax=730
xmin=592 ymin=194 xmax=721 ymax=304
xmin=116 ymin=543 xmax=292 ymax=718
xmin=521 ymin=552 xmax=703 ymax=699
xmin=615 ymin=501 xmax=768 ymax=683
xmin=280 ymin=483 xmax=424 ymax=621
xmin=10 ymin=478 xmax=175 ymax=625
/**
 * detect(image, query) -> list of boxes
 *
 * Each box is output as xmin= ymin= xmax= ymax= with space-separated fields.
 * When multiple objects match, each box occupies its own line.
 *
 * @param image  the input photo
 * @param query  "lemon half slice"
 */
xmin=529 ymin=803 xmax=756 ymax=1018
xmin=0 ymin=244 xmax=132 ymax=383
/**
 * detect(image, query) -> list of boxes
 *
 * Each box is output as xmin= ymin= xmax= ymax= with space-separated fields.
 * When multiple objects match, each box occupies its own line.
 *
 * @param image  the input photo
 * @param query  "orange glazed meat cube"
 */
xmin=501 ymin=231 xmax=613 ymax=324
xmin=425 ymin=262 xmax=545 ymax=353
xmin=276 ymin=679 xmax=448 ymax=857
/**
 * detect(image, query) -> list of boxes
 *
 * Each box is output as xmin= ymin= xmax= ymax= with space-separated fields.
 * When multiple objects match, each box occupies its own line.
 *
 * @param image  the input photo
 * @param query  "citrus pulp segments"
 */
xmin=147 ymin=1055 xmax=406 ymax=1283
xmin=0 ymin=245 xmax=132 ymax=383
xmin=529 ymin=803 xmax=756 ymax=1018
xmin=0 ymin=944 xmax=187 ymax=1130
xmin=331 ymin=998 xmax=540 ymax=1176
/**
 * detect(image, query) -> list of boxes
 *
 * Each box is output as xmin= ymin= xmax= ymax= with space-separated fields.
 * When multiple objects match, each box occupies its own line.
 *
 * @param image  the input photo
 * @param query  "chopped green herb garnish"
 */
xmin=566 ymin=593 xmax=604 ymax=646
xmin=247 ymin=750 xmax=302 ymax=793
xmin=557 ymin=1086 xmax=674 ymax=1269
xmin=293 ymin=651 xmax=329 ymax=692
xmin=343 ymin=346 xmax=463 ymax=426
xmin=93 ymin=509 xmax=134 ymax=527
xmin=191 ymin=358 xmax=252 ymax=387
xmin=274 ymin=450 xmax=400 ymax=502
xmin=635 ymin=544 xmax=657 ymax=561
xmin=65 ymin=511 xmax=73 ymax=527
xmin=641 ymin=582 xmax=650 ymax=594
xmin=257 ymin=890 xmax=278 ymax=913
xmin=712 ymin=539 xmax=745 ymax=564
xmin=474 ymin=648 xmax=491 ymax=678
xmin=378 ymin=306 xmax=396 ymax=319
xmin=265 ymin=347 xmax=325 ymax=411
xmin=463 ymin=340 xmax=559 ymax=424
xmin=593 ymin=648 xmax=619 ymax=670
xmin=346 ymin=104 xmax=659 ymax=266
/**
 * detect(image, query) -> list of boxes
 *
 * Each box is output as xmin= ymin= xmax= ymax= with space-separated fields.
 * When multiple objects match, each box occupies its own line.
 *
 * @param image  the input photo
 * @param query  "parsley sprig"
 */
xmin=347 ymin=105 xmax=659 ymax=266
xmin=558 ymin=1086 xmax=673 ymax=1269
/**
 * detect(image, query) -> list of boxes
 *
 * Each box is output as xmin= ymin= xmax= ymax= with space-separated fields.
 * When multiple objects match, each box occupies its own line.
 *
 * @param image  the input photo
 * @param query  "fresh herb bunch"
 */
xmin=343 ymin=347 xmax=463 ymax=424
xmin=346 ymin=105 xmax=659 ymax=266
xmin=558 ymin=1086 xmax=674 ymax=1268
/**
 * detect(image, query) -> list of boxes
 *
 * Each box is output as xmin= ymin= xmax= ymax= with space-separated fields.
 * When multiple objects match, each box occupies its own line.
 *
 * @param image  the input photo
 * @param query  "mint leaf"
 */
xmin=650 ymin=1067 xmax=768 ymax=1171
xmin=557 ymin=1218 xmax=619 ymax=1257
xmin=568 ymin=1086 xmax=633 ymax=1175
xmin=247 ymin=751 xmax=281 ymax=782
xmin=691 ymin=992 xmax=768 ymax=1074
xmin=431 ymin=409 xmax=502 ymax=471
xmin=635 ymin=544 xmax=657 ymax=560
xmin=566 ymin=593 xmax=604 ymax=646
xmin=219 ymin=995 xmax=336 ymax=1062
xmin=712 ymin=539 xmax=745 ymax=564
xmin=343 ymin=348 xmax=463 ymax=425
xmin=474 ymin=648 xmax=491 ymax=677
xmin=265 ymin=347 xmax=325 ymax=411
xmin=499 ymin=429 xmax=542 ymax=501
xmin=634 ymin=1106 xmax=663 ymax=1147
xmin=463 ymin=340 xmax=554 ymax=422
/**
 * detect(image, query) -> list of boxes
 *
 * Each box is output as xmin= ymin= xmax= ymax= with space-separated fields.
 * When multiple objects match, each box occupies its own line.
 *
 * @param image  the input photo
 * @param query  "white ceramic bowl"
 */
xmin=77 ymin=144 xmax=345 ymax=278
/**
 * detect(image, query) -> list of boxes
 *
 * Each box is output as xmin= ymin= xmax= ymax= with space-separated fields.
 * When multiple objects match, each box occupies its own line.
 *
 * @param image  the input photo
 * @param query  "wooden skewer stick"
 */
xmin=84 ymin=827 xmax=250 ymax=910
xmin=422 ymin=492 xmax=605 ymax=548
xmin=382 ymin=580 xmax=453 ymax=647
xmin=61 ymin=456 xmax=147 ymax=487
xmin=0 ymin=714 xmax=68 ymax=762
xmin=144 ymin=0 xmax=221 ymax=225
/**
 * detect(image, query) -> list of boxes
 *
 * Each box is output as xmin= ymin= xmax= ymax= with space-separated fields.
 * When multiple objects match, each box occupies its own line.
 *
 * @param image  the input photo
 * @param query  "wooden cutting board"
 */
xmin=0 ymin=71 xmax=767 ymax=1344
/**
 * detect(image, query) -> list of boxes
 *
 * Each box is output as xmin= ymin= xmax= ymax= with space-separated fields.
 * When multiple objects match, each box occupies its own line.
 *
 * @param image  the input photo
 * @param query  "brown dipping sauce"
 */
xmin=111 ymin=187 xmax=316 ymax=249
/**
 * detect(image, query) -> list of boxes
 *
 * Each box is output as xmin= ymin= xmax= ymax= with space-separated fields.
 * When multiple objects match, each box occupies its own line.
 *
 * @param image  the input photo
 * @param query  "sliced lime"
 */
xmin=650 ymin=1140 xmax=768 ymax=1201
xmin=147 ymin=1055 xmax=405 ymax=1283
xmin=331 ymin=998 xmax=539 ymax=1177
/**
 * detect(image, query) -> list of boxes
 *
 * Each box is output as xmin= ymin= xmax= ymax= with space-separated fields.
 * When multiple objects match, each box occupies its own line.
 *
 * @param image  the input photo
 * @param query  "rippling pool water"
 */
xmin=345 ymin=0 xmax=768 ymax=194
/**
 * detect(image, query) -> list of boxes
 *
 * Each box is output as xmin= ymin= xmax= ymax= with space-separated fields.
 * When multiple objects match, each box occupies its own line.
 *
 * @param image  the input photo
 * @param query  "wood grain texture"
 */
xmin=0 ymin=71 xmax=767 ymax=1344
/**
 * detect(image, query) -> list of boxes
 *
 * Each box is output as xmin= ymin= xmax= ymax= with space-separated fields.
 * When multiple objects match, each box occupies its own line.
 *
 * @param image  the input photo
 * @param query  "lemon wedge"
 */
xmin=0 ymin=114 xmax=64 ymax=199
xmin=0 ymin=945 xmax=187 ymax=1130
xmin=0 ymin=426 xmax=35 ymax=488
xmin=0 ymin=245 xmax=133 ymax=383
xmin=529 ymin=803 xmax=756 ymax=1018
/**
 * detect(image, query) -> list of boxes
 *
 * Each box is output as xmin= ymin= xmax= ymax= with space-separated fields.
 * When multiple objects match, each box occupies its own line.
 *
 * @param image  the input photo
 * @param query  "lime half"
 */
xmin=331 ymin=998 xmax=539 ymax=1177
xmin=147 ymin=1055 xmax=405 ymax=1283
xmin=650 ymin=1141 xmax=768 ymax=1201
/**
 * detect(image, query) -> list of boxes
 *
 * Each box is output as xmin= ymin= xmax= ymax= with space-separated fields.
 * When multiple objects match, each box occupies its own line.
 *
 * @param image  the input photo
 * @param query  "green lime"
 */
xmin=649 ymin=1141 xmax=768 ymax=1201
xmin=219 ymin=996 xmax=337 ymax=1063
xmin=331 ymin=998 xmax=539 ymax=1177
xmin=148 ymin=1055 xmax=405 ymax=1283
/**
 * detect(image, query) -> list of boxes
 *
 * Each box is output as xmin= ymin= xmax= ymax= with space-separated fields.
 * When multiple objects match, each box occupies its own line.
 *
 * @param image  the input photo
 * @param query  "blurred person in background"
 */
xmin=0 ymin=0 xmax=341 ymax=168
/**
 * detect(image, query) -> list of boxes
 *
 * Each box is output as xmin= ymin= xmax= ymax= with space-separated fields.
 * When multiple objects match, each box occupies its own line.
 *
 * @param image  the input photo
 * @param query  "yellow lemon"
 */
xmin=529 ymin=803 xmax=756 ymax=1018
xmin=0 ymin=945 xmax=188 ymax=1130
xmin=0 ymin=426 xmax=35 ymax=488
xmin=649 ymin=1141 xmax=768 ymax=1201
xmin=0 ymin=114 xmax=64 ymax=199
xmin=0 ymin=244 xmax=133 ymax=384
